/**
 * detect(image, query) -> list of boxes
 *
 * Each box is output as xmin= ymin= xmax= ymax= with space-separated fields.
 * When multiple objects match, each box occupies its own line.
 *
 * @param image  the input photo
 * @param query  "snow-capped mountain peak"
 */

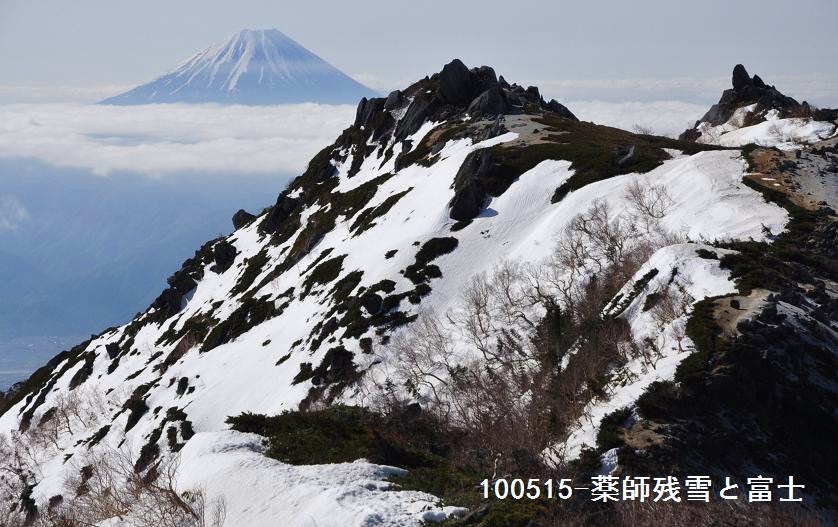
xmin=101 ymin=28 xmax=375 ymax=105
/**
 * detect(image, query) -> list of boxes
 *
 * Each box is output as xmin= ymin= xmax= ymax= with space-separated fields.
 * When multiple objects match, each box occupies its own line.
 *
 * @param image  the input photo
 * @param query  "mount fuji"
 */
xmin=101 ymin=29 xmax=376 ymax=105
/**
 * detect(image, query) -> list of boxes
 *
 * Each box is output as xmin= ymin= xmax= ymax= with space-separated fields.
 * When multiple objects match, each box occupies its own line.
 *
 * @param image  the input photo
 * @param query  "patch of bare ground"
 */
xmin=746 ymin=140 xmax=838 ymax=210
xmin=502 ymin=113 xmax=566 ymax=146
xmin=621 ymin=419 xmax=667 ymax=449
xmin=714 ymin=288 xmax=770 ymax=337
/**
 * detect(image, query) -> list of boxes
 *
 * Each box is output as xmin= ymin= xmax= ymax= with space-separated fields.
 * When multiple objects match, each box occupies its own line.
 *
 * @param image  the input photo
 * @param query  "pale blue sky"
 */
xmin=1 ymin=0 xmax=837 ymax=104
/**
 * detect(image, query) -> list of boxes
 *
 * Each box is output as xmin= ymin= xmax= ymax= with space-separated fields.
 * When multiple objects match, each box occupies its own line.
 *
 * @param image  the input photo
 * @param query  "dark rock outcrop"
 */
xmin=232 ymin=209 xmax=256 ymax=230
xmin=450 ymin=180 xmax=488 ymax=221
xmin=466 ymin=87 xmax=510 ymax=117
xmin=167 ymin=268 xmax=197 ymax=295
xmin=354 ymin=97 xmax=395 ymax=141
xmin=359 ymin=293 xmax=383 ymax=315
xmin=731 ymin=63 xmax=751 ymax=91
xmin=546 ymin=99 xmax=577 ymax=120
xmin=680 ymin=64 xmax=806 ymax=140
xmin=105 ymin=343 xmax=120 ymax=360
xmin=437 ymin=59 xmax=478 ymax=106
xmin=152 ymin=289 xmax=184 ymax=318
xmin=384 ymin=90 xmax=403 ymax=111
xmin=211 ymin=240 xmax=237 ymax=273
xmin=356 ymin=97 xmax=384 ymax=128
xmin=394 ymin=96 xmax=434 ymax=142
xmin=262 ymin=194 xmax=300 ymax=233
xmin=149 ymin=244 xmax=211 ymax=321
xmin=449 ymin=150 xmax=495 ymax=220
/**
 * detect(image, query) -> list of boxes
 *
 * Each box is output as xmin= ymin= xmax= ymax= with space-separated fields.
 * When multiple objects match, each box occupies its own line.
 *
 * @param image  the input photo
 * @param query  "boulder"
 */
xmin=105 ymin=343 xmax=120 ymax=360
xmin=546 ymin=99 xmax=578 ymax=120
xmin=504 ymin=85 xmax=529 ymax=107
xmin=354 ymin=97 xmax=394 ymax=141
xmin=450 ymin=179 xmax=487 ymax=221
xmin=466 ymin=86 xmax=511 ymax=117
xmin=384 ymin=90 xmax=403 ymax=110
xmin=176 ymin=377 xmax=189 ymax=396
xmin=262 ymin=194 xmax=300 ymax=232
xmin=211 ymin=240 xmax=237 ymax=273
xmin=732 ymin=64 xmax=753 ymax=91
xmin=437 ymin=59 xmax=477 ymax=106
xmin=472 ymin=65 xmax=499 ymax=91
xmin=355 ymin=97 xmax=385 ymax=127
xmin=360 ymin=292 xmax=383 ymax=315
xmin=167 ymin=269 xmax=196 ymax=294
xmin=232 ymin=209 xmax=256 ymax=230
xmin=394 ymin=95 xmax=433 ymax=142
xmin=152 ymin=288 xmax=184 ymax=318
xmin=449 ymin=149 xmax=496 ymax=220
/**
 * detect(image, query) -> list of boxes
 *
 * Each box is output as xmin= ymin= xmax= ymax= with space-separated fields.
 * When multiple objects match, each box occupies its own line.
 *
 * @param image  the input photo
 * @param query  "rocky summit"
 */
xmin=681 ymin=64 xmax=838 ymax=142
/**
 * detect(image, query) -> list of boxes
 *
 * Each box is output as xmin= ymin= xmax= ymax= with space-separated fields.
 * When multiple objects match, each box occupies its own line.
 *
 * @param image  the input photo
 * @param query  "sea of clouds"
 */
xmin=0 ymin=103 xmax=358 ymax=177
xmin=566 ymin=100 xmax=708 ymax=137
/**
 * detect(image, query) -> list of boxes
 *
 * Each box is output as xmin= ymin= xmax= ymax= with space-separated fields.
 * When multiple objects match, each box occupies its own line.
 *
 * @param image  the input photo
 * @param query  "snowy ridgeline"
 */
xmin=0 ymin=116 xmax=791 ymax=524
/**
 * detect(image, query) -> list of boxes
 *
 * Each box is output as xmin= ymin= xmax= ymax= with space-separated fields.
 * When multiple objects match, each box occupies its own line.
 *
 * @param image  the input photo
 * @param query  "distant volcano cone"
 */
xmin=101 ymin=29 xmax=375 ymax=105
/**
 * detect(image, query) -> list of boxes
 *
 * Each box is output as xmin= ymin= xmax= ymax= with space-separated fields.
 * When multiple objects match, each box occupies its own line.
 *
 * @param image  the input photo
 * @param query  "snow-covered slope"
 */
xmin=101 ymin=29 xmax=375 ymax=105
xmin=681 ymin=64 xmax=837 ymax=148
xmin=1 ymin=61 xmax=811 ymax=525
xmin=695 ymin=105 xmax=835 ymax=149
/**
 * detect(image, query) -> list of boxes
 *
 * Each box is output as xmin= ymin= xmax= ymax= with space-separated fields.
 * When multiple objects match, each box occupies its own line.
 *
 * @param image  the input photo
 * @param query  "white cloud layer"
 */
xmin=566 ymin=100 xmax=709 ymax=138
xmin=0 ymin=85 xmax=132 ymax=104
xmin=0 ymin=103 xmax=357 ymax=176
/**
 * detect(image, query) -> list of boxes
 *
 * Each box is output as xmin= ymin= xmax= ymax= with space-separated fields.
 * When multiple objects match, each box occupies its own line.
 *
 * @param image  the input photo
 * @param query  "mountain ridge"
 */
xmin=2 ymin=61 xmax=837 ymax=525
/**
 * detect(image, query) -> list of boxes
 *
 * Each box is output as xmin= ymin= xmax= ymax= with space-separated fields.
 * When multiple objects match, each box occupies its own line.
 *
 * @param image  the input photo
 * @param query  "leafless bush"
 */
xmin=624 ymin=180 xmax=674 ymax=235
xmin=55 ymin=446 xmax=226 ymax=527
xmin=20 ymin=388 xmax=108 ymax=454
xmin=0 ymin=432 xmax=42 ymax=526
xmin=563 ymin=200 xmax=637 ymax=272
xmin=648 ymin=275 xmax=694 ymax=354
xmin=367 ymin=196 xmax=678 ymax=473
xmin=632 ymin=124 xmax=654 ymax=135
xmin=1 ymin=427 xmax=225 ymax=527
